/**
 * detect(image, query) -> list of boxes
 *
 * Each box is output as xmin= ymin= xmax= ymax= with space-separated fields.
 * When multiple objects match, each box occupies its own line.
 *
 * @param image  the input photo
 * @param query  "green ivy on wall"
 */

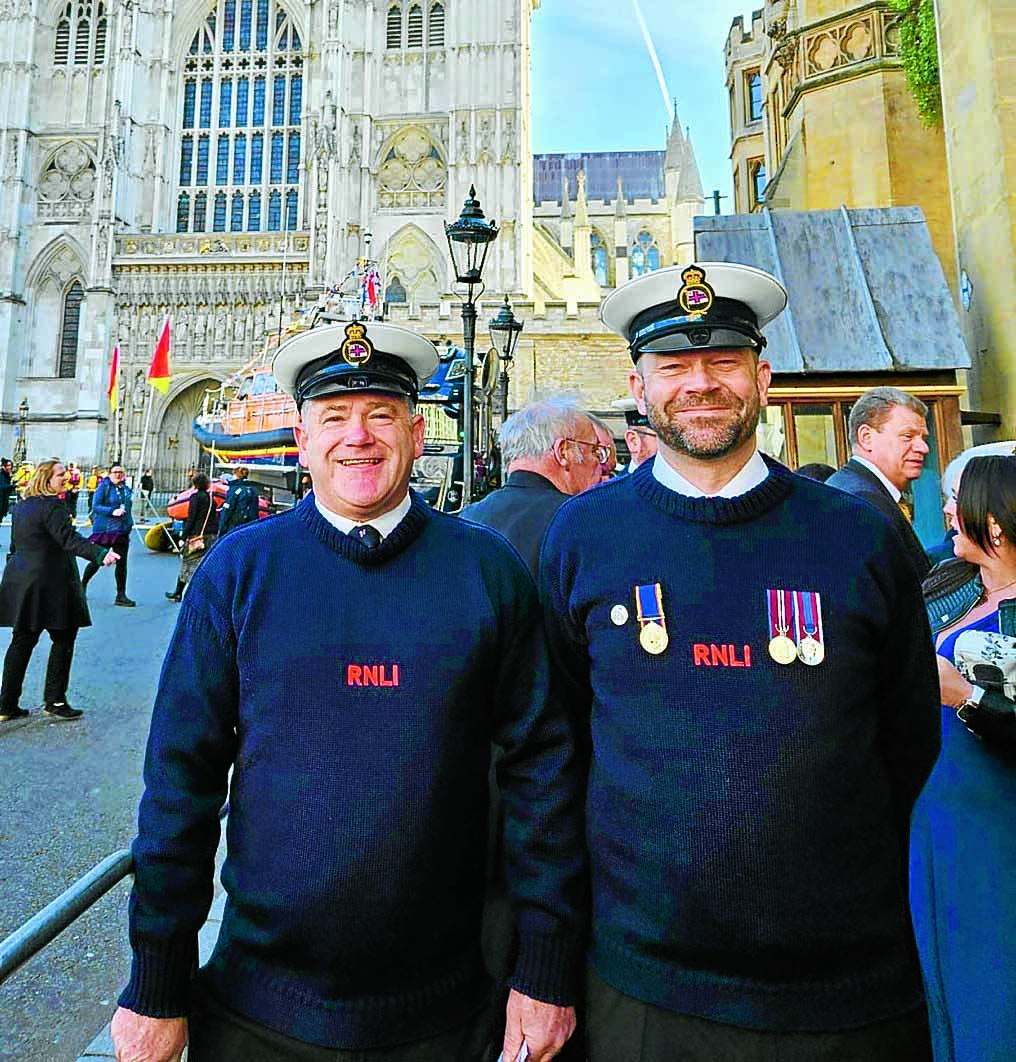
xmin=888 ymin=0 xmax=943 ymax=126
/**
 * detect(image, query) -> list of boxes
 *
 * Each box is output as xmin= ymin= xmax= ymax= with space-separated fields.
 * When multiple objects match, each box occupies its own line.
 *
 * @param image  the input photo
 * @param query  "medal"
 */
xmin=610 ymin=604 xmax=629 ymax=626
xmin=795 ymin=590 xmax=825 ymax=666
xmin=635 ymin=583 xmax=668 ymax=655
xmin=766 ymin=589 xmax=798 ymax=666
xmin=640 ymin=621 xmax=669 ymax=654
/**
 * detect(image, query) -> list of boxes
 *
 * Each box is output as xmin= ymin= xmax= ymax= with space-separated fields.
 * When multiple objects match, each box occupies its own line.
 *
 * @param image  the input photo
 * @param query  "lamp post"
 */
xmin=488 ymin=294 xmax=524 ymax=422
xmin=13 ymin=398 xmax=28 ymax=466
xmin=445 ymin=185 xmax=498 ymax=507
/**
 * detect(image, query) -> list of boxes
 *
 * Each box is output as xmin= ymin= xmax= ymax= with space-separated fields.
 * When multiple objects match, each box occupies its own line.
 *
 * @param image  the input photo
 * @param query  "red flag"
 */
xmin=107 ymin=344 xmax=120 ymax=412
xmin=148 ymin=316 xmax=171 ymax=394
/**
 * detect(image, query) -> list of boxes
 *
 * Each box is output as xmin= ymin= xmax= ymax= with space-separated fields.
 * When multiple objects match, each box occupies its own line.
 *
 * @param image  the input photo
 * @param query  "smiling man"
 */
xmin=825 ymin=386 xmax=932 ymax=578
xmin=111 ymin=320 xmax=584 ymax=1062
xmin=538 ymin=264 xmax=940 ymax=1062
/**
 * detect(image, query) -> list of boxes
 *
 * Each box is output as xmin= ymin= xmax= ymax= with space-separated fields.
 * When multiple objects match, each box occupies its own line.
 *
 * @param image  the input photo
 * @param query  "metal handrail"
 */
xmin=0 ymin=849 xmax=134 ymax=986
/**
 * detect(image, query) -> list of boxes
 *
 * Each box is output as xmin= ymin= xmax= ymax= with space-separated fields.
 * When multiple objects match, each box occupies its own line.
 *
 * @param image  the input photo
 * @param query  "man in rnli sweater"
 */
xmin=540 ymin=263 xmax=941 ymax=1062
xmin=112 ymin=320 xmax=585 ymax=1062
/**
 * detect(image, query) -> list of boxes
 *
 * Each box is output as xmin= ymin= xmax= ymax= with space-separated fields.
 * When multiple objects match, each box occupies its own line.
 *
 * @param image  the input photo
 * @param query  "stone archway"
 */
xmin=152 ymin=378 xmax=220 ymax=494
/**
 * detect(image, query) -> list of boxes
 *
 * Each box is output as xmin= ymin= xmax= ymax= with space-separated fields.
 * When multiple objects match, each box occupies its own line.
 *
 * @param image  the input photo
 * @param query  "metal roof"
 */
xmin=694 ymin=207 xmax=971 ymax=373
xmin=533 ymin=151 xmax=666 ymax=205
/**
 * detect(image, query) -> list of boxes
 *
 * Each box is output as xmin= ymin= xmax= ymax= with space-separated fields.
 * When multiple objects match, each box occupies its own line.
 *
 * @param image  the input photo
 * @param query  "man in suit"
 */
xmin=461 ymin=394 xmax=606 ymax=577
xmin=826 ymin=386 xmax=932 ymax=578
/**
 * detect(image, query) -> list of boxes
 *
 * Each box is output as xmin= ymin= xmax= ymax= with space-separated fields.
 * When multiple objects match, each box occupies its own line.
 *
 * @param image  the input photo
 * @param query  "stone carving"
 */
xmin=378 ymin=128 xmax=446 ymax=208
xmin=349 ymin=121 xmax=361 ymax=165
xmin=37 ymin=143 xmax=96 ymax=221
xmin=120 ymin=0 xmax=134 ymax=48
xmin=501 ymin=113 xmax=515 ymax=163
xmin=457 ymin=117 xmax=469 ymax=161
xmin=6 ymin=134 xmax=19 ymax=179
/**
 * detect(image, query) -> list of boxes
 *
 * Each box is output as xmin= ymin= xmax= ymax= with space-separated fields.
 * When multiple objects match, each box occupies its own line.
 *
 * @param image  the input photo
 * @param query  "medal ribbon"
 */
xmin=766 ymin=589 xmax=794 ymax=638
xmin=635 ymin=583 xmax=665 ymax=627
xmin=795 ymin=590 xmax=822 ymax=643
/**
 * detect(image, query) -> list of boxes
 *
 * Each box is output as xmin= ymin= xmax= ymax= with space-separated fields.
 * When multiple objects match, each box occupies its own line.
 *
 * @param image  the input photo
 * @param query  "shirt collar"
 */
xmin=314 ymin=492 xmax=412 ymax=540
xmin=852 ymin=455 xmax=902 ymax=502
xmin=651 ymin=448 xmax=769 ymax=498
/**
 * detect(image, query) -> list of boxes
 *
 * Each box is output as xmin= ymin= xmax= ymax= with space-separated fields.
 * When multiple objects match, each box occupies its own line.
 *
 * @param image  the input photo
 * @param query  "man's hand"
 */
xmin=502 ymin=989 xmax=576 ymax=1062
xmin=110 ymin=1008 xmax=187 ymax=1062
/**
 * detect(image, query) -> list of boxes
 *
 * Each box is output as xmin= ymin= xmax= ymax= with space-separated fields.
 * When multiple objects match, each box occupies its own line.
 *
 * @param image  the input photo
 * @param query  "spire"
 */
xmin=664 ymin=113 xmax=685 ymax=170
xmin=615 ymin=175 xmax=627 ymax=217
xmin=676 ymin=132 xmax=705 ymax=201
xmin=575 ymin=170 xmax=589 ymax=227
xmin=560 ymin=173 xmax=572 ymax=219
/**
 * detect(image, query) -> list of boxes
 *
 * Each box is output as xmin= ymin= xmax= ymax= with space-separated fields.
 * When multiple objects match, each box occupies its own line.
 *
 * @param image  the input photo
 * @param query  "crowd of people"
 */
xmin=0 ymin=261 xmax=1011 ymax=1062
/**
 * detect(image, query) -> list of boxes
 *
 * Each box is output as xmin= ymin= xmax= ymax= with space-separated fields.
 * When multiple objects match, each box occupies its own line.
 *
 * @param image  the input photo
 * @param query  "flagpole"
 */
xmin=137 ymin=385 xmax=154 ymax=489
xmin=278 ymin=230 xmax=288 ymax=345
xmin=114 ymin=370 xmax=122 ymax=463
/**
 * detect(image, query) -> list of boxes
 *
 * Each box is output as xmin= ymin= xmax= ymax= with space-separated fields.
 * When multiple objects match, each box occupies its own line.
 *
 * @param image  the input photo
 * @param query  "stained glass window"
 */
xmin=177 ymin=0 xmax=303 ymax=232
xmin=213 ymin=191 xmax=227 ymax=231
xmin=233 ymin=133 xmax=246 ymax=183
xmin=591 ymin=230 xmax=609 ymax=286
xmin=630 ymin=230 xmax=660 ymax=277
xmin=58 ymin=281 xmax=84 ymax=379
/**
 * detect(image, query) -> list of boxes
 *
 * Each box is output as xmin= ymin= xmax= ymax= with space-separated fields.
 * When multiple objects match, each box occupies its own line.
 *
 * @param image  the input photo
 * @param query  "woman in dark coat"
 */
xmin=165 ymin=472 xmax=219 ymax=602
xmin=0 ymin=460 xmax=118 ymax=721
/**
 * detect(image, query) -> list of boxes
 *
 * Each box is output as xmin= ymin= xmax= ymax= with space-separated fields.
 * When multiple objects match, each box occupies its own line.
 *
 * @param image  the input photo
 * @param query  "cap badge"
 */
xmin=341 ymin=321 xmax=373 ymax=367
xmin=677 ymin=265 xmax=715 ymax=319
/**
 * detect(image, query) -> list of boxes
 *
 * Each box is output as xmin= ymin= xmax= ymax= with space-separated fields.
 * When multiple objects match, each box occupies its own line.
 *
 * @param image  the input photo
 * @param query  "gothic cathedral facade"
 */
xmin=0 ymin=0 xmax=704 ymax=486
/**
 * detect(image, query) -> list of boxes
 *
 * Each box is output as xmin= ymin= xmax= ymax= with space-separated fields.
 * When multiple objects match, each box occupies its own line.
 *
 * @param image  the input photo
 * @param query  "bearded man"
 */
xmin=538 ymin=263 xmax=941 ymax=1062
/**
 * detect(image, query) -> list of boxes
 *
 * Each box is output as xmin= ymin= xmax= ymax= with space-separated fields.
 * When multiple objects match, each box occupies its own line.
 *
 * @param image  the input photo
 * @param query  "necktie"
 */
xmin=352 ymin=524 xmax=382 ymax=549
xmin=898 ymin=499 xmax=913 ymax=524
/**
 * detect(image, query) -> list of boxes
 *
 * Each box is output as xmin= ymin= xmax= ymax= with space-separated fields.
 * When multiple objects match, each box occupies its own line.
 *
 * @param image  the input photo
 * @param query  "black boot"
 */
xmin=165 ymin=580 xmax=185 ymax=602
xmin=44 ymin=701 xmax=83 ymax=721
xmin=114 ymin=594 xmax=136 ymax=607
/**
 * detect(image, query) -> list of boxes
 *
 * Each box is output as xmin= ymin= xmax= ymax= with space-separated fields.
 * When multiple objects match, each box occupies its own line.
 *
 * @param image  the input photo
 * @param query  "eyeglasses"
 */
xmin=631 ymin=428 xmax=657 ymax=440
xmin=563 ymin=438 xmax=612 ymax=465
xmin=110 ymin=469 xmax=125 ymax=476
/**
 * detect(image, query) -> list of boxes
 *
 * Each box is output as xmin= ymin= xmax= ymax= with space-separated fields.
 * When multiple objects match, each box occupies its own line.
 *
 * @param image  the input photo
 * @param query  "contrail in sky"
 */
xmin=630 ymin=0 xmax=675 ymax=125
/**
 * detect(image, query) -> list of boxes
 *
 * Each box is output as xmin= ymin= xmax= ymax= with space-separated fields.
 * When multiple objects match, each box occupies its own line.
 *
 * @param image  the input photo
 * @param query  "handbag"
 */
xmin=954 ymin=628 xmax=1016 ymax=699
xmin=185 ymin=494 xmax=213 ymax=556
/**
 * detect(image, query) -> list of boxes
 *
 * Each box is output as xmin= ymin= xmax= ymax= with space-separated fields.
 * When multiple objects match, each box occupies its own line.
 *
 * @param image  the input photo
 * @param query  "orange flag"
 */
xmin=107 ymin=344 xmax=120 ymax=412
xmin=148 ymin=316 xmax=171 ymax=394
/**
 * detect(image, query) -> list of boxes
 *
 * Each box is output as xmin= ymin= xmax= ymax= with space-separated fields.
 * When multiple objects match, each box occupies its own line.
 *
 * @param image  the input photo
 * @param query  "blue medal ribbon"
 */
xmin=635 ymin=583 xmax=664 ymax=626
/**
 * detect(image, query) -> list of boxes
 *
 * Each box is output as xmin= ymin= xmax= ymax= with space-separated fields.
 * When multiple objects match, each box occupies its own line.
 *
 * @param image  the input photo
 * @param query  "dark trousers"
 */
xmin=187 ymin=990 xmax=494 ymax=1062
xmin=585 ymin=970 xmax=933 ymax=1062
xmin=82 ymin=536 xmax=129 ymax=595
xmin=0 ymin=627 xmax=77 ymax=709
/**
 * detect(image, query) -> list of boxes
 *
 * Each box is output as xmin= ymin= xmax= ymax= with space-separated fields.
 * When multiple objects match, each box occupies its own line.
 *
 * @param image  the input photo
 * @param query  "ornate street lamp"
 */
xmin=488 ymin=295 xmax=524 ymax=422
xmin=13 ymin=397 xmax=28 ymax=465
xmin=445 ymin=185 xmax=498 ymax=506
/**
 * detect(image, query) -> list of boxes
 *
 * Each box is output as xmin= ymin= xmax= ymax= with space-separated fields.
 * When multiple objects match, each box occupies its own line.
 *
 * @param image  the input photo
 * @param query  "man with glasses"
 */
xmin=462 ymin=395 xmax=605 ymax=576
xmin=81 ymin=465 xmax=135 ymax=606
xmin=588 ymin=416 xmax=618 ymax=484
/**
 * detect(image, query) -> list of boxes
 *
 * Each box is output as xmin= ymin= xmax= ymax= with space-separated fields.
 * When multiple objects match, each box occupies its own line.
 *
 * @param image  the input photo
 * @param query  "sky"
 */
xmin=531 ymin=1 xmax=753 ymax=206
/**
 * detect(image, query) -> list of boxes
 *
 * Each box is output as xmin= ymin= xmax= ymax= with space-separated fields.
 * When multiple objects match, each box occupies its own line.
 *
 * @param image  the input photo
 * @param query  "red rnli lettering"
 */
xmin=347 ymin=664 xmax=401 ymax=687
xmin=693 ymin=644 xmax=754 ymax=668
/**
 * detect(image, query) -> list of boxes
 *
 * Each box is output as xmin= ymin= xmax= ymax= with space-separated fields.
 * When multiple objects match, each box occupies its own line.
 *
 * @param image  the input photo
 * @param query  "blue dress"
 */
xmin=910 ymin=609 xmax=1016 ymax=1061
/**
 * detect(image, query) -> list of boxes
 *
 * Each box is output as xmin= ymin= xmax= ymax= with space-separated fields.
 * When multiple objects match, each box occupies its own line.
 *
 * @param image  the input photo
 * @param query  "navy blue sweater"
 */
xmin=119 ymin=494 xmax=584 ymax=1048
xmin=540 ymin=458 xmax=940 ymax=1031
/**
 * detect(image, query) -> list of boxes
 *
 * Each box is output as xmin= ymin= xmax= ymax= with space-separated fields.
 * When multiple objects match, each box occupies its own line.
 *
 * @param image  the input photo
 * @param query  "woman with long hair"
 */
xmin=165 ymin=472 xmax=219 ymax=602
xmin=0 ymin=460 xmax=118 ymax=721
xmin=912 ymin=454 xmax=1016 ymax=1060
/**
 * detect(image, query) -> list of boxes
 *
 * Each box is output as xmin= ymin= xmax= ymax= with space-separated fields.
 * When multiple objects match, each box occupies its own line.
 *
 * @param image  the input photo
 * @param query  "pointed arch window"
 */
xmin=385 ymin=276 xmax=407 ymax=304
xmin=386 ymin=4 xmax=402 ymax=48
xmin=591 ymin=230 xmax=609 ymax=287
xmin=630 ymin=230 xmax=660 ymax=277
xmin=428 ymin=3 xmax=444 ymax=46
xmin=56 ymin=1 xmax=107 ymax=66
xmin=176 ymin=0 xmax=303 ymax=232
xmin=59 ymin=280 xmax=84 ymax=379
xmin=407 ymin=4 xmax=423 ymax=47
